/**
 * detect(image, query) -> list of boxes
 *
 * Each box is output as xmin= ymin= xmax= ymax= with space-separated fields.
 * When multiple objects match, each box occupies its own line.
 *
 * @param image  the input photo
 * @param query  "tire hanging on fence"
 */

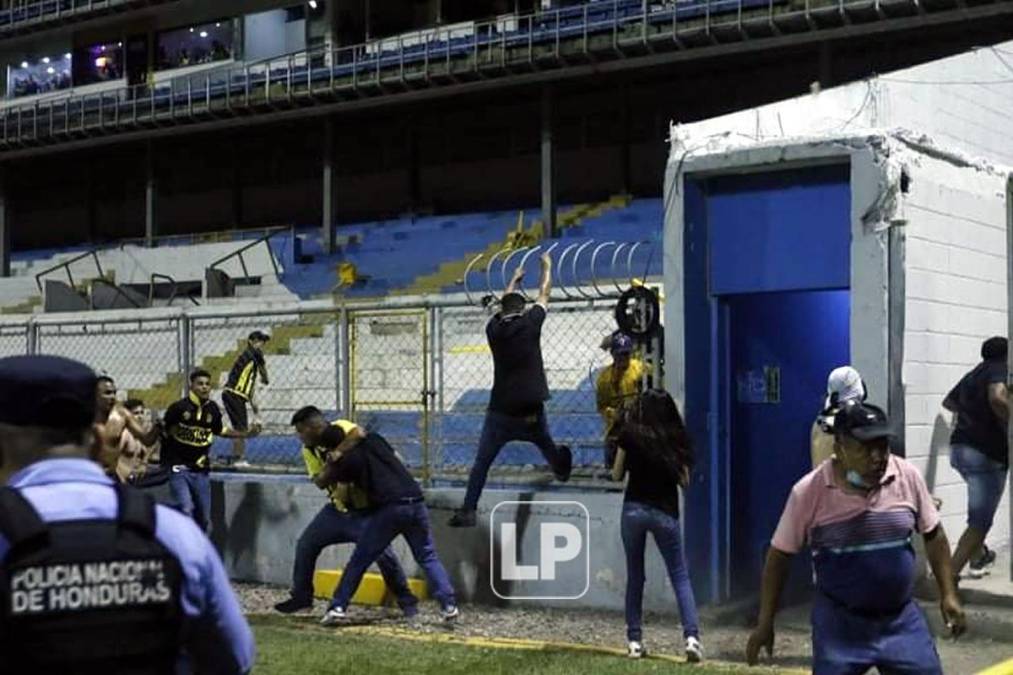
xmin=614 ymin=285 xmax=661 ymax=341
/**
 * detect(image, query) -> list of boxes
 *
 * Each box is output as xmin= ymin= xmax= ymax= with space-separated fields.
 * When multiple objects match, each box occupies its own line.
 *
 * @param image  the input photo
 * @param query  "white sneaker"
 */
xmin=441 ymin=605 xmax=460 ymax=622
xmin=627 ymin=641 xmax=645 ymax=659
xmin=685 ymin=636 xmax=703 ymax=663
xmin=232 ymin=460 xmax=252 ymax=469
xmin=320 ymin=606 xmax=347 ymax=626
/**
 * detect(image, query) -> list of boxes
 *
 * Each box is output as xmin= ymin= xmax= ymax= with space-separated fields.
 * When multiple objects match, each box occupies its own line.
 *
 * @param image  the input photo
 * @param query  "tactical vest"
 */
xmin=0 ymin=484 xmax=184 ymax=674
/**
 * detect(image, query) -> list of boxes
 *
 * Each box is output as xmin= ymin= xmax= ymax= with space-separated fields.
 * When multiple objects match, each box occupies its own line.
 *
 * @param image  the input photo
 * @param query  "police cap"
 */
xmin=0 ymin=355 xmax=97 ymax=430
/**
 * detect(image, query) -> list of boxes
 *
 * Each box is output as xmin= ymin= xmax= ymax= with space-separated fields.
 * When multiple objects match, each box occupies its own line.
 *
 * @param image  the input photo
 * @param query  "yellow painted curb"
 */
xmin=340 ymin=624 xmax=810 ymax=674
xmin=977 ymin=658 xmax=1013 ymax=675
xmin=313 ymin=569 xmax=429 ymax=607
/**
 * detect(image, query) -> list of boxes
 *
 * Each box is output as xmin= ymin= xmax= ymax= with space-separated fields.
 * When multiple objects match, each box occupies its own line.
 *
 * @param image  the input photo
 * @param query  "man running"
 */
xmin=92 ymin=376 xmax=162 ymax=478
xmin=222 ymin=330 xmax=271 ymax=469
xmin=273 ymin=406 xmax=418 ymax=618
xmin=449 ymin=252 xmax=572 ymax=527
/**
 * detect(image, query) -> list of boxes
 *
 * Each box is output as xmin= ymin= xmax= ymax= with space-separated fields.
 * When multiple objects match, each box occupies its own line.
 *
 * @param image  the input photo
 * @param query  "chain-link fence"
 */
xmin=189 ymin=308 xmax=341 ymax=469
xmin=4 ymin=294 xmax=655 ymax=483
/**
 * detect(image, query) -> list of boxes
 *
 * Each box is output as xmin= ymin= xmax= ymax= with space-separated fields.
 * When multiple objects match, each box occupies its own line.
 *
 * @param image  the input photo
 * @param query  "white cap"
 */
xmin=825 ymin=366 xmax=865 ymax=410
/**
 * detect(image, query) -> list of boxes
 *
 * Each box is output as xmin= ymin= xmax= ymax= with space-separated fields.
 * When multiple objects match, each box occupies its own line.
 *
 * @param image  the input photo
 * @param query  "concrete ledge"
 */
xmin=313 ymin=569 xmax=429 ymax=606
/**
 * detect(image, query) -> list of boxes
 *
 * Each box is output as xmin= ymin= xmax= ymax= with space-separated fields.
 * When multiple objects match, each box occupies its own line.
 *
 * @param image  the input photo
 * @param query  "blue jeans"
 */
xmin=812 ymin=595 xmax=941 ymax=674
xmin=168 ymin=470 xmax=211 ymax=532
xmin=332 ymin=501 xmax=456 ymax=611
xmin=620 ymin=501 xmax=699 ymax=641
xmin=292 ymin=503 xmax=418 ymax=614
xmin=950 ymin=444 xmax=1008 ymax=531
xmin=463 ymin=409 xmax=568 ymax=511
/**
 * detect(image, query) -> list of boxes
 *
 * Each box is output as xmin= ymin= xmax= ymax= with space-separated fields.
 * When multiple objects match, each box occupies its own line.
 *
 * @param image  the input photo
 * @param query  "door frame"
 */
xmin=663 ymin=141 xmax=898 ymax=603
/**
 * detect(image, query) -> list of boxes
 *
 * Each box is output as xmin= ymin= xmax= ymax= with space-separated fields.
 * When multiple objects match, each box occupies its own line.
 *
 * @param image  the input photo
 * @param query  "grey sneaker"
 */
xmin=441 ymin=605 xmax=460 ymax=622
xmin=627 ymin=641 xmax=645 ymax=659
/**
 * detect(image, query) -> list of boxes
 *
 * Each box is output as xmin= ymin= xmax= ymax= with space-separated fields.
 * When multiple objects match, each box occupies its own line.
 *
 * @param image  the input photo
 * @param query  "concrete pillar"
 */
xmin=621 ymin=85 xmax=632 ymax=196
xmin=145 ymin=141 xmax=157 ymax=247
xmin=408 ymin=121 xmax=420 ymax=218
xmin=0 ymin=170 xmax=10 ymax=278
xmin=322 ymin=117 xmax=336 ymax=254
xmin=232 ymin=151 xmax=243 ymax=230
xmin=541 ymin=85 xmax=558 ymax=239
xmin=818 ymin=42 xmax=833 ymax=89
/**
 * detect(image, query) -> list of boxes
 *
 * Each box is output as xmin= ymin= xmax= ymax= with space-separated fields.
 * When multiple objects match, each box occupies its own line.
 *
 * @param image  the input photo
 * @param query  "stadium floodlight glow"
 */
xmin=64 ymin=53 xmax=71 ymax=60
xmin=216 ymin=22 xmax=221 ymax=27
xmin=42 ymin=56 xmax=50 ymax=64
xmin=200 ymin=31 xmax=208 ymax=38
xmin=20 ymin=61 xmax=28 ymax=69
xmin=189 ymin=27 xmax=195 ymax=33
xmin=46 ymin=67 xmax=54 ymax=74
xmin=309 ymin=0 xmax=318 ymax=8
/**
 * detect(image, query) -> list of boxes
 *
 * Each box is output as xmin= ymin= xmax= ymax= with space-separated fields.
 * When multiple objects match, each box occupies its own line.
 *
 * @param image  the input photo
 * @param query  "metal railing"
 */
xmin=148 ymin=272 xmax=200 ymax=307
xmin=206 ymin=226 xmax=288 ymax=286
xmin=34 ymin=249 xmax=104 ymax=293
xmin=90 ymin=277 xmax=142 ymax=309
xmin=0 ymin=0 xmax=179 ymax=32
xmin=0 ymin=0 xmax=970 ymax=150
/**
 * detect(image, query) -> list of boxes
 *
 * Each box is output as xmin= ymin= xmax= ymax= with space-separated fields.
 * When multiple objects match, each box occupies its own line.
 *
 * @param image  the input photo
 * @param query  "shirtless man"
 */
xmin=115 ymin=398 xmax=160 ymax=483
xmin=92 ymin=376 xmax=162 ymax=478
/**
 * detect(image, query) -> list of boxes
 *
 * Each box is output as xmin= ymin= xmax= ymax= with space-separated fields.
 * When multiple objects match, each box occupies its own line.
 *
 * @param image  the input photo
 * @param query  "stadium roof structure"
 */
xmin=1 ymin=0 xmax=1010 ymax=159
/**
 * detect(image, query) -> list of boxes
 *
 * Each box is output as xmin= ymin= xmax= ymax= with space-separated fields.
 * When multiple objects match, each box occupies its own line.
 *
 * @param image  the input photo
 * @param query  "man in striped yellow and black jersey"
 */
xmin=222 ymin=330 xmax=271 ymax=469
xmin=162 ymin=369 xmax=259 ymax=531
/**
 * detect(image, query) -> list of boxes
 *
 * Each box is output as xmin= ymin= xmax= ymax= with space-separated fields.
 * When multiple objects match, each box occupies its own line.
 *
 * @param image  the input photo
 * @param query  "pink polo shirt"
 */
xmin=771 ymin=454 xmax=940 ymax=612
xmin=773 ymin=454 xmax=939 ymax=554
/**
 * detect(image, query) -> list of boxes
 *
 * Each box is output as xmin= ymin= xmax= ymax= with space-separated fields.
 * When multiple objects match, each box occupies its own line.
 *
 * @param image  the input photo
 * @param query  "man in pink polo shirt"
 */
xmin=746 ymin=402 xmax=965 ymax=674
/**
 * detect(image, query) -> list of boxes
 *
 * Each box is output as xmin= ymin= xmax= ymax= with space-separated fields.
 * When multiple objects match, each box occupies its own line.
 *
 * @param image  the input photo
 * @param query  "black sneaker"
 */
xmin=968 ymin=545 xmax=996 ymax=578
xmin=554 ymin=445 xmax=572 ymax=483
xmin=448 ymin=509 xmax=476 ymax=528
xmin=274 ymin=596 xmax=313 ymax=614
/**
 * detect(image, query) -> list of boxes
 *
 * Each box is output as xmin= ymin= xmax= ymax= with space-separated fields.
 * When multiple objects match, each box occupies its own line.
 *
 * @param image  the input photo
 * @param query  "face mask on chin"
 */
xmin=845 ymin=469 xmax=869 ymax=489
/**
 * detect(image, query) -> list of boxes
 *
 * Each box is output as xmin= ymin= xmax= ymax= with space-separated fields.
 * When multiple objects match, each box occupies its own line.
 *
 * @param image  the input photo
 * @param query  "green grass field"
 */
xmin=251 ymin=615 xmax=756 ymax=675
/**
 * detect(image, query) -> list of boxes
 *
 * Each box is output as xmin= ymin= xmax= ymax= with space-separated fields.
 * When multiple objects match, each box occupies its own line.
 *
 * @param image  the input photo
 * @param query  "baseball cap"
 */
xmin=248 ymin=330 xmax=271 ymax=342
xmin=0 ymin=355 xmax=97 ymax=430
xmin=825 ymin=366 xmax=865 ymax=406
xmin=833 ymin=402 xmax=896 ymax=443
xmin=610 ymin=333 xmax=634 ymax=355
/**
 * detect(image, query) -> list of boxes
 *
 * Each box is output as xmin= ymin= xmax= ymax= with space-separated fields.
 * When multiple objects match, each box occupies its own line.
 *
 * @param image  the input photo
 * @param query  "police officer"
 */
xmin=162 ymin=368 xmax=260 ymax=531
xmin=0 ymin=355 xmax=255 ymax=674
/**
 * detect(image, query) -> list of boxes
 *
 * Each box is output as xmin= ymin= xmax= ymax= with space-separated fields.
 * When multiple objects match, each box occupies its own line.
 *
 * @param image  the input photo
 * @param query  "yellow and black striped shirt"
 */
xmin=224 ymin=347 xmax=265 ymax=400
xmin=160 ymin=392 xmax=224 ymax=472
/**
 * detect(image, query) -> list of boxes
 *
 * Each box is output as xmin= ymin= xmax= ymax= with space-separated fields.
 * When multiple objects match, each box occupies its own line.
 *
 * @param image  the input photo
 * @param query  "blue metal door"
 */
xmin=682 ymin=163 xmax=852 ymax=602
xmin=725 ymin=290 xmax=850 ymax=596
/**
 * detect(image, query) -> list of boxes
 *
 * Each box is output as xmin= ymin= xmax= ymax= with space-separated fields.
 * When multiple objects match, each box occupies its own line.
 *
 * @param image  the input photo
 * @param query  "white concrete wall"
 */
xmin=669 ymin=40 xmax=1013 ymax=167
xmin=900 ymin=151 xmax=1009 ymax=550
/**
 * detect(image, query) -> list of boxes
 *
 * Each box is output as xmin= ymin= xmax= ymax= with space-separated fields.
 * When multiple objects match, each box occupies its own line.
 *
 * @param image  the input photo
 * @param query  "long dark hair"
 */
xmin=621 ymin=388 xmax=694 ymax=480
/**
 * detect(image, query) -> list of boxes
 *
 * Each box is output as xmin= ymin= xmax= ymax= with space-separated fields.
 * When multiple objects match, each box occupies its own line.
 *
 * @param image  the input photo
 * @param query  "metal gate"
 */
xmin=348 ymin=309 xmax=432 ymax=481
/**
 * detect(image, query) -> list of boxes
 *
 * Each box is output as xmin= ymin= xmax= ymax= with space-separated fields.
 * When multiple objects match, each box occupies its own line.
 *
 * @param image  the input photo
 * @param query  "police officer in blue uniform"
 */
xmin=0 ymin=355 xmax=255 ymax=674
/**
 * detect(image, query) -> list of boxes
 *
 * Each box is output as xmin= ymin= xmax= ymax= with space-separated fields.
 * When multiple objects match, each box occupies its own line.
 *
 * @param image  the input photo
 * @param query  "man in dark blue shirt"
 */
xmin=316 ymin=425 xmax=459 ymax=626
xmin=944 ymin=336 xmax=1009 ymax=580
xmin=449 ymin=252 xmax=572 ymax=527
xmin=0 ymin=355 xmax=254 ymax=673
